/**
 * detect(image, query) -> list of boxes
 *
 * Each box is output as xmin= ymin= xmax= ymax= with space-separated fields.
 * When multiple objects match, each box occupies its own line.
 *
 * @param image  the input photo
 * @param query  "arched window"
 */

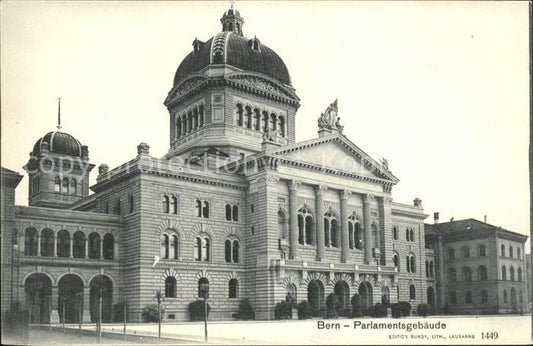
xmin=225 ymin=204 xmax=232 ymax=221
xmin=465 ymin=291 xmax=472 ymax=304
xmin=187 ymin=110 xmax=193 ymax=133
xmin=253 ymin=109 xmax=261 ymax=131
xmin=510 ymin=266 xmax=515 ymax=281
xmin=270 ymin=113 xmax=276 ymax=131
xmin=233 ymin=240 xmax=239 ymax=263
xmin=165 ymin=276 xmax=176 ymax=298
xmin=41 ymin=229 xmax=54 ymax=257
xmin=409 ymin=285 xmax=416 ymax=299
xmin=236 ymin=104 xmax=244 ymax=126
xmin=393 ymin=253 xmax=399 ymax=269
xmin=478 ymin=265 xmax=488 ymax=280
xmin=392 ymin=226 xmax=398 ymax=240
xmin=195 ymin=199 xmax=202 ymax=217
xmin=509 ymin=246 xmax=514 ymax=258
xmin=429 ymin=261 xmax=435 ymax=277
xmin=481 ymin=290 xmax=488 ymax=304
xmin=501 ymin=265 xmax=507 ymax=281
xmin=24 ymin=228 xmax=38 ymax=256
xmin=519 ymin=291 xmax=523 ymax=303
xmin=198 ymin=278 xmax=209 ymax=298
xmin=262 ymin=111 xmax=269 ymax=132
xmin=54 ymin=176 xmax=61 ymax=192
xmin=406 ymin=254 xmax=416 ymax=273
xmin=448 ymin=248 xmax=455 ymax=259
xmin=175 ymin=113 xmax=181 ymax=139
xmin=462 ymin=267 xmax=472 ymax=281
xmin=160 ymin=234 xmax=169 ymax=259
xmin=199 ymin=105 xmax=205 ymax=128
xmin=348 ymin=215 xmax=360 ymax=249
xmin=425 ymin=260 xmax=429 ymax=277
xmin=406 ymin=255 xmax=410 ymax=273
xmin=324 ymin=212 xmax=338 ymax=248
xmin=202 ymin=201 xmax=209 ymax=218
xmin=225 ymin=240 xmax=232 ymax=262
xmin=278 ymin=210 xmax=287 ymax=239
xmin=229 ymin=279 xmax=238 ymax=298
xmin=163 ymin=195 xmax=169 ymax=214
xmin=88 ymin=232 xmax=101 ymax=259
xmin=517 ymin=247 xmax=521 ymax=259
xmin=448 ymin=268 xmax=457 ymax=282
xmin=244 ymin=106 xmax=252 ymax=129
xmin=62 ymin=177 xmax=69 ymax=194
xmin=503 ymin=290 xmax=508 ymax=303
xmin=518 ymin=268 xmax=522 ymax=282
xmin=57 ymin=230 xmax=70 ymax=258
xmin=232 ymin=205 xmax=238 ymax=221
xmin=478 ymin=244 xmax=486 ymax=257
xmin=462 ymin=246 xmax=470 ymax=258
xmin=501 ymin=244 xmax=505 ymax=257
xmin=169 ymin=234 xmax=178 ymax=260
xmin=298 ymin=208 xmax=314 ymax=245
xmin=103 ymin=234 xmax=114 ymax=260
xmin=195 ymin=236 xmax=210 ymax=261
xmin=278 ymin=116 xmax=285 ymax=137
xmin=70 ymin=178 xmax=77 ymax=195
xmin=410 ymin=255 xmax=416 ymax=273
xmin=225 ymin=239 xmax=240 ymax=263
xmin=114 ymin=199 xmax=121 ymax=215
xmin=410 ymin=229 xmax=415 ymax=242
xmin=73 ymin=231 xmax=85 ymax=258
xmin=170 ymin=196 xmax=177 ymax=214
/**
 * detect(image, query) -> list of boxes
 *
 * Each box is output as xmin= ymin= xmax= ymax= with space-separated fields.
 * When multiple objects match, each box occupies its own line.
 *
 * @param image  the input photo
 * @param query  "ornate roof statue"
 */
xmin=317 ymin=99 xmax=343 ymax=134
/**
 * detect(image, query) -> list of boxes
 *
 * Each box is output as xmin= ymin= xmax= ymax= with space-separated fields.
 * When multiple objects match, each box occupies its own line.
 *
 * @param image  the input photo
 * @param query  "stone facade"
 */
xmin=0 ymin=7 xmax=528 ymax=323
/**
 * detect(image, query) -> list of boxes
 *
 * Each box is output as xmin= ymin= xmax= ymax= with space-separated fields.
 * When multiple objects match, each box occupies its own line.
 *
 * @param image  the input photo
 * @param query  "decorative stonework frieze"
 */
xmin=289 ymin=179 xmax=301 ymax=191
xmin=297 ymin=197 xmax=315 ymax=210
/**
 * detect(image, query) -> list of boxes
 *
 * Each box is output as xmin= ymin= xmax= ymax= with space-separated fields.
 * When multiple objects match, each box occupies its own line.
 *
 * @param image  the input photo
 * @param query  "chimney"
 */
xmin=433 ymin=212 xmax=439 ymax=224
xmin=484 ymin=215 xmax=487 ymax=223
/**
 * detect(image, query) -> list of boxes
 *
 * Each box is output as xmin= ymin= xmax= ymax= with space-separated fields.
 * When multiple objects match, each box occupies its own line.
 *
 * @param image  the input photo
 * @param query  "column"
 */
xmin=51 ymin=286 xmax=60 ymax=323
xmin=363 ymin=194 xmax=374 ymax=264
xmin=83 ymin=286 xmax=91 ymax=323
xmin=315 ymin=185 xmax=326 ymax=261
xmin=37 ymin=233 xmax=41 ymax=256
xmin=69 ymin=237 xmax=73 ymax=258
xmin=53 ymin=233 xmax=57 ymax=257
xmin=289 ymin=180 xmax=300 ymax=259
xmin=99 ymin=235 xmax=104 ymax=259
xmin=85 ymin=237 xmax=89 ymax=258
xmin=340 ymin=190 xmax=351 ymax=263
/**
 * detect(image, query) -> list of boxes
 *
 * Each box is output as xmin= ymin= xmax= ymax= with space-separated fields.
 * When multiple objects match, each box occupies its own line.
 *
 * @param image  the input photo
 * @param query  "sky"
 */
xmin=1 ymin=1 xmax=529 ymax=248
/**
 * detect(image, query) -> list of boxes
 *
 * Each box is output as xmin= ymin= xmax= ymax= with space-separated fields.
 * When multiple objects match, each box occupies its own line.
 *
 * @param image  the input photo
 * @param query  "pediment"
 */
xmin=270 ymin=134 xmax=398 ymax=183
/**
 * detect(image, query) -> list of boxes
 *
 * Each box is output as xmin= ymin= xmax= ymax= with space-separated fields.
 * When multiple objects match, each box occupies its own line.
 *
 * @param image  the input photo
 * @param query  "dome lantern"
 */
xmin=220 ymin=5 xmax=244 ymax=36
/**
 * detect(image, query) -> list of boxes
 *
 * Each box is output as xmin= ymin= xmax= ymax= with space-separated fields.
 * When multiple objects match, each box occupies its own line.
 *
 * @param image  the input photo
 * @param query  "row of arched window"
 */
xmin=235 ymin=103 xmax=286 ymax=137
xmin=447 ymin=266 xmax=488 ymax=282
xmin=425 ymin=260 xmax=435 ymax=277
xmin=294 ymin=208 xmax=366 ymax=250
xmin=54 ymin=176 xmax=77 ymax=195
xmin=24 ymin=227 xmax=114 ymax=260
xmin=448 ymin=244 xmax=487 ymax=259
xmin=501 ymin=244 xmax=522 ymax=258
xmin=501 ymin=265 xmax=523 ymax=282
xmin=225 ymin=204 xmax=239 ymax=221
xmin=392 ymin=252 xmax=417 ymax=273
xmin=164 ymin=277 xmax=239 ymax=299
xmin=502 ymin=287 xmax=524 ymax=305
xmin=195 ymin=199 xmax=210 ymax=218
xmin=161 ymin=233 xmax=242 ymax=263
xmin=174 ymin=105 xmax=205 ymax=140
xmin=449 ymin=290 xmax=489 ymax=305
xmin=162 ymin=195 xmax=178 ymax=214
xmin=392 ymin=226 xmax=415 ymax=242
xmin=103 ymin=195 xmax=134 ymax=215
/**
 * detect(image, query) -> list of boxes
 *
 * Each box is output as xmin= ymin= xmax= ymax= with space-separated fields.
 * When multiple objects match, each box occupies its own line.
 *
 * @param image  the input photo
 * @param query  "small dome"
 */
xmin=32 ymin=131 xmax=83 ymax=157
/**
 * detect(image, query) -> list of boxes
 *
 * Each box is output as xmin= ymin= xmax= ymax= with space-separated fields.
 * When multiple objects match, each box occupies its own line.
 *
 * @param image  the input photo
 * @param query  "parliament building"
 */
xmin=1 ymin=7 xmax=528 ymax=323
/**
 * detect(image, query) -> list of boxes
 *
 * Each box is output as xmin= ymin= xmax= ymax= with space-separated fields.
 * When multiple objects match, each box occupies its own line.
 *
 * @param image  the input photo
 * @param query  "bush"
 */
xmin=142 ymin=304 xmax=164 ymax=323
xmin=398 ymin=301 xmax=412 ymax=317
xmin=372 ymin=303 xmax=387 ymax=318
xmin=351 ymin=294 xmax=363 ymax=318
xmin=326 ymin=294 xmax=340 ymax=318
xmin=188 ymin=300 xmax=210 ymax=321
xmin=274 ymin=301 xmax=291 ymax=320
xmin=238 ymin=299 xmax=255 ymax=320
xmin=113 ymin=302 xmax=126 ymax=323
xmin=391 ymin=303 xmax=402 ymax=318
xmin=417 ymin=303 xmax=430 ymax=317
xmin=381 ymin=294 xmax=390 ymax=307
xmin=297 ymin=301 xmax=313 ymax=320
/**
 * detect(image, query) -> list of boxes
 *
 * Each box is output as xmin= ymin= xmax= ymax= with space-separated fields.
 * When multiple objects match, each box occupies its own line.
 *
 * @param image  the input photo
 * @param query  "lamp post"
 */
xmin=155 ymin=290 xmax=162 ymax=341
xmin=200 ymin=282 xmax=210 ymax=343
xmin=122 ymin=299 xmax=127 ymax=341
xmin=48 ymin=296 xmax=52 ymax=332
xmin=98 ymin=288 xmax=102 ymax=344
xmin=60 ymin=296 xmax=66 ymax=334
xmin=76 ymin=292 xmax=83 ymax=337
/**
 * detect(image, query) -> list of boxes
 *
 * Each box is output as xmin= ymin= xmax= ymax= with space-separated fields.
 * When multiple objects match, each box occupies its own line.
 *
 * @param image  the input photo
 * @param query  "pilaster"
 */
xmin=340 ymin=190 xmax=351 ymax=263
xmin=315 ymin=185 xmax=326 ymax=261
xmin=288 ymin=180 xmax=301 ymax=259
xmin=363 ymin=194 xmax=374 ymax=264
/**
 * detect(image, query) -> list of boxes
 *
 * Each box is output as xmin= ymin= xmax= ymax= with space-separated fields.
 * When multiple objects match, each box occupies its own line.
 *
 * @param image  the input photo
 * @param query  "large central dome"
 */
xmin=173 ymin=8 xmax=291 ymax=86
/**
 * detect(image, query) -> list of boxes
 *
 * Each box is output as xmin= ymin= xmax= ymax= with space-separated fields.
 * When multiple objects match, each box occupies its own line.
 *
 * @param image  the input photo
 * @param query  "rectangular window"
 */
xmin=250 ymin=204 xmax=255 ymax=213
xmin=251 ymin=226 xmax=255 ymax=235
